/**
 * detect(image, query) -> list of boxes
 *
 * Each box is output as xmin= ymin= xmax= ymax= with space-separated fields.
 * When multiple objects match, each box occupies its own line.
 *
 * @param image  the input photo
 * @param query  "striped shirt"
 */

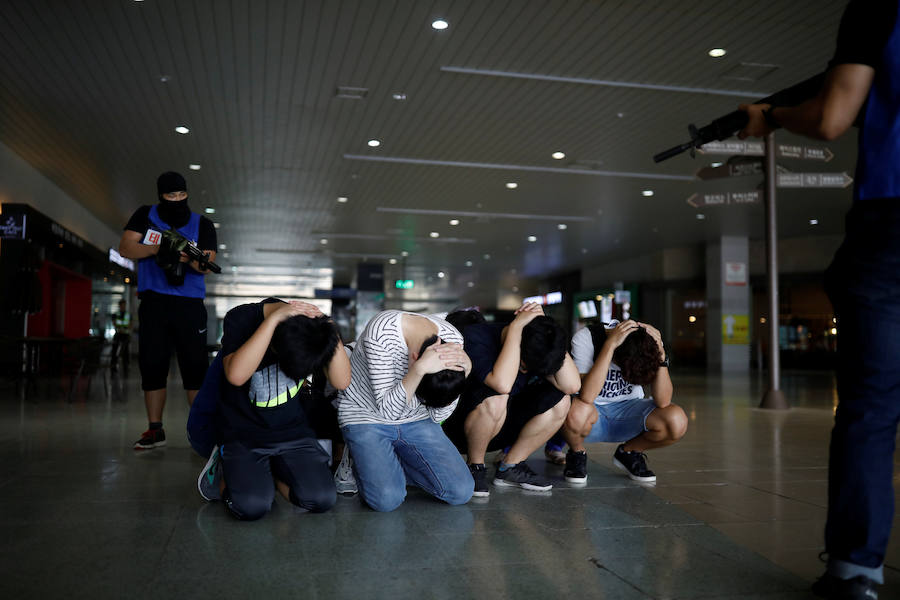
xmin=337 ymin=310 xmax=464 ymax=426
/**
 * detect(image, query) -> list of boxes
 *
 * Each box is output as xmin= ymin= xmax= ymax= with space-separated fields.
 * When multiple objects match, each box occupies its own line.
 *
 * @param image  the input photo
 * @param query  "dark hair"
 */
xmin=445 ymin=309 xmax=485 ymax=331
xmin=613 ymin=327 xmax=660 ymax=385
xmin=414 ymin=335 xmax=467 ymax=408
xmin=520 ymin=316 xmax=566 ymax=377
xmin=271 ymin=315 xmax=340 ymax=381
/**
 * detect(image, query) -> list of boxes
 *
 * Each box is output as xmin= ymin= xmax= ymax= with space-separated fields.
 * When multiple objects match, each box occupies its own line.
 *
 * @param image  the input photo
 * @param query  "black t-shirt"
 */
xmin=124 ymin=205 xmax=217 ymax=251
xmin=463 ymin=322 xmax=529 ymax=396
xmin=217 ymin=298 xmax=315 ymax=444
xmin=830 ymin=0 xmax=898 ymax=69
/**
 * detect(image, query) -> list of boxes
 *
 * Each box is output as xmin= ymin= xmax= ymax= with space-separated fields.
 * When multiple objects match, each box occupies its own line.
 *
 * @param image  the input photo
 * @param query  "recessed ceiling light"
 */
xmin=367 ymin=139 xmax=381 ymax=147
xmin=696 ymin=213 xmax=706 ymax=220
xmin=337 ymin=196 xmax=348 ymax=203
xmin=465 ymin=260 xmax=472 ymax=267
xmin=218 ymin=244 xmax=227 ymax=250
xmin=401 ymin=250 xmax=409 ymax=257
xmin=711 ymin=162 xmax=723 ymax=168
xmin=389 ymin=258 xmax=397 ymax=264
xmin=581 ymin=248 xmax=588 ymax=254
xmin=437 ymin=271 xmax=445 ymax=278
xmin=809 ymin=219 xmax=819 ymax=225
xmin=483 ymin=253 xmax=491 ymax=260
xmin=213 ymin=222 xmax=220 ymax=229
xmin=616 ymin=112 xmax=625 ymax=118
xmin=708 ymin=48 xmax=727 ymax=58
xmin=557 ymin=223 xmax=567 ymax=230
xmin=467 ymin=281 xmax=474 ymax=288
xmin=320 ymin=238 xmax=328 ymax=245
xmin=431 ymin=19 xmax=449 ymax=30
xmin=551 ymin=151 xmax=565 ymax=160
xmin=449 ymin=219 xmax=460 ymax=226
xmin=204 ymin=207 xmax=215 ymax=214
xmin=189 ymin=164 xmax=201 ymax=171
xmin=392 ymin=93 xmax=407 ymax=100
xmin=158 ymin=74 xmax=170 ymax=82
xmin=175 ymin=125 xmax=190 ymax=134
xmin=231 ymin=266 xmax=238 ymax=272
xmin=429 ymin=231 xmax=440 ymax=238
xmin=642 ymin=190 xmax=654 ymax=197
xmin=506 ymin=182 xmax=518 ymax=189
xmin=527 ymin=235 xmax=537 ymax=242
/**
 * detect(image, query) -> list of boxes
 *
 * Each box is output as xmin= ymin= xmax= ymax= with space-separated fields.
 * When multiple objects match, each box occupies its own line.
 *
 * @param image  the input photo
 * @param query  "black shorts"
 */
xmin=138 ymin=293 xmax=208 ymax=391
xmin=443 ymin=379 xmax=567 ymax=452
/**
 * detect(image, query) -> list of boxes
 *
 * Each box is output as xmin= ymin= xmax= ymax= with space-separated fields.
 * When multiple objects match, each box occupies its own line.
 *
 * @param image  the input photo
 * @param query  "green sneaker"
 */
xmin=198 ymin=445 xmax=223 ymax=502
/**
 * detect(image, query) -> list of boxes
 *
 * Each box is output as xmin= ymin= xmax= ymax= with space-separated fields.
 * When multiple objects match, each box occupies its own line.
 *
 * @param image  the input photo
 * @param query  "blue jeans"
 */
xmin=341 ymin=419 xmax=474 ymax=512
xmin=186 ymin=352 xmax=224 ymax=458
xmin=823 ymin=200 xmax=900 ymax=583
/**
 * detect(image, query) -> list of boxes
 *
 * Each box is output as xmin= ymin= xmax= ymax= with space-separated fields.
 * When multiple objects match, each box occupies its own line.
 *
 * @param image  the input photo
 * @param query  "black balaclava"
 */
xmin=156 ymin=171 xmax=191 ymax=228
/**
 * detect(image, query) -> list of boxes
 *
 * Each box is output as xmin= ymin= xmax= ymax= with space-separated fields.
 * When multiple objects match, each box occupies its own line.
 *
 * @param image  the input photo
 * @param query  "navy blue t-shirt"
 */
xmin=217 ymin=298 xmax=315 ymax=444
xmin=462 ymin=323 xmax=529 ymax=396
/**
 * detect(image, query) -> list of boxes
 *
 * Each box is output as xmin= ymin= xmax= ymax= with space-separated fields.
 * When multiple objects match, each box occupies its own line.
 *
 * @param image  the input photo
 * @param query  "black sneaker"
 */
xmin=493 ymin=462 xmax=552 ymax=491
xmin=133 ymin=428 xmax=166 ymax=450
xmin=197 ymin=445 xmax=223 ymax=502
xmin=469 ymin=463 xmax=489 ymax=497
xmin=812 ymin=572 xmax=879 ymax=599
xmin=564 ymin=449 xmax=588 ymax=484
xmin=612 ymin=445 xmax=656 ymax=482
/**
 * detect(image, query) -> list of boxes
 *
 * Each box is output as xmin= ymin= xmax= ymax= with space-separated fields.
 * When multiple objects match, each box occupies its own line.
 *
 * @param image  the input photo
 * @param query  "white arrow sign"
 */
xmin=777 ymin=172 xmax=853 ymax=188
xmin=698 ymin=141 xmax=834 ymax=161
xmin=686 ymin=191 xmax=761 ymax=208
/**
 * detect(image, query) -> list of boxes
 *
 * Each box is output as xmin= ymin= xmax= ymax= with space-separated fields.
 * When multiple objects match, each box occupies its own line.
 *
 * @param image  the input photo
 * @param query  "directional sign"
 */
xmin=686 ymin=191 xmax=761 ymax=208
xmin=777 ymin=172 xmax=853 ymax=188
xmin=696 ymin=158 xmax=765 ymax=180
xmin=698 ymin=141 xmax=833 ymax=161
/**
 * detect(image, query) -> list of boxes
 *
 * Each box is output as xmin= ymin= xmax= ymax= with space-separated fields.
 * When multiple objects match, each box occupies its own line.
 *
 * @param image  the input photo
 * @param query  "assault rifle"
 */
xmin=653 ymin=73 xmax=826 ymax=163
xmin=160 ymin=228 xmax=222 ymax=274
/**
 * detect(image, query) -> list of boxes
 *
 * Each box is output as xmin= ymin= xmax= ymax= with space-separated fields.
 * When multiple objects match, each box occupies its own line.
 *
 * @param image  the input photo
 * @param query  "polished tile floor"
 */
xmin=1 ymin=367 xmax=898 ymax=599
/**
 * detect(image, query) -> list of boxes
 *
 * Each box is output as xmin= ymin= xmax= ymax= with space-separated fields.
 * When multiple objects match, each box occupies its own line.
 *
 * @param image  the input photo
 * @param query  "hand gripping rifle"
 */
xmin=652 ymin=73 xmax=826 ymax=163
xmin=159 ymin=228 xmax=222 ymax=274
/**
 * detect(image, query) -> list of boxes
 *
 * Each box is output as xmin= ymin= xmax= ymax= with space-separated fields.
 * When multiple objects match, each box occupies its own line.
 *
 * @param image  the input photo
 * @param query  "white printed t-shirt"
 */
xmin=570 ymin=325 xmax=645 ymax=406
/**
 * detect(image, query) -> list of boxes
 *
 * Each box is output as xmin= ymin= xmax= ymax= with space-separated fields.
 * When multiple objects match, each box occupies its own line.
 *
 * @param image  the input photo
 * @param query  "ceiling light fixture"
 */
xmin=696 ymin=213 xmax=706 ymax=220
xmin=431 ymin=19 xmax=449 ymax=30
xmin=809 ymin=219 xmax=819 ymax=225
xmin=175 ymin=125 xmax=190 ymax=134
xmin=465 ymin=260 xmax=472 ymax=267
xmin=483 ymin=253 xmax=491 ymax=260
xmin=213 ymin=222 xmax=220 ymax=229
xmin=642 ymin=190 xmax=654 ymax=197
xmin=367 ymin=139 xmax=381 ymax=147
xmin=189 ymin=164 xmax=201 ymax=171
xmin=551 ymin=151 xmax=565 ymax=160
xmin=429 ymin=231 xmax=440 ymax=238
xmin=505 ymin=182 xmax=518 ymax=189
xmin=708 ymin=48 xmax=727 ymax=58
xmin=337 ymin=196 xmax=348 ymax=203
xmin=449 ymin=219 xmax=460 ymax=226
xmin=711 ymin=162 xmax=723 ymax=168
xmin=527 ymin=235 xmax=537 ymax=242
xmin=218 ymin=244 xmax=227 ymax=250
xmin=467 ymin=281 xmax=474 ymax=288
xmin=392 ymin=93 xmax=407 ymax=100
xmin=320 ymin=239 xmax=328 ymax=245
xmin=401 ymin=251 xmax=409 ymax=257
xmin=389 ymin=258 xmax=397 ymax=264
xmin=204 ymin=207 xmax=215 ymax=214
xmin=437 ymin=271 xmax=445 ymax=278
xmin=557 ymin=223 xmax=567 ymax=230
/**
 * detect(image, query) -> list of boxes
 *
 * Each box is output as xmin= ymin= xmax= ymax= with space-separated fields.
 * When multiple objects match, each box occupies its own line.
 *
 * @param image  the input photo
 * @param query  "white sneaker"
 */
xmin=334 ymin=451 xmax=358 ymax=495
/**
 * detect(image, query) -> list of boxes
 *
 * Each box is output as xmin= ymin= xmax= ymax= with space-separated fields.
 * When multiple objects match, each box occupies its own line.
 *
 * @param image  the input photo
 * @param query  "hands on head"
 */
xmin=512 ymin=302 xmax=544 ymax=327
xmin=271 ymin=300 xmax=325 ymax=324
xmin=415 ymin=341 xmax=471 ymax=376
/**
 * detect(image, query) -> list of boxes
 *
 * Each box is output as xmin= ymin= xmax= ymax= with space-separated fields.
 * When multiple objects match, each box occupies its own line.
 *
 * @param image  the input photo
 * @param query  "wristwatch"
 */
xmin=659 ymin=352 xmax=670 ymax=368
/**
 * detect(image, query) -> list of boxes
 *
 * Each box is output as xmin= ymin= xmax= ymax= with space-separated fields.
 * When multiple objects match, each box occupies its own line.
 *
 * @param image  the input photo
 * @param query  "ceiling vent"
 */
xmin=721 ymin=62 xmax=780 ymax=82
xmin=335 ymin=86 xmax=368 ymax=99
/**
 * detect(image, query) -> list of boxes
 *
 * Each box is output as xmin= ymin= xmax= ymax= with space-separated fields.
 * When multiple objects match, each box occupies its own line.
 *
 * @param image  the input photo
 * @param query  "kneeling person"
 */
xmin=337 ymin=310 xmax=474 ymax=512
xmin=562 ymin=320 xmax=687 ymax=484
xmin=201 ymin=298 xmax=350 ymax=521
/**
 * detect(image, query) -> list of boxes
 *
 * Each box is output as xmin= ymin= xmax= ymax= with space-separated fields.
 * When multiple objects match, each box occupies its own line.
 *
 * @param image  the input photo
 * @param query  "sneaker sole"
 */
xmin=197 ymin=450 xmax=221 ymax=502
xmin=612 ymin=457 xmax=657 ymax=482
xmin=492 ymin=478 xmax=552 ymax=492
xmin=564 ymin=474 xmax=587 ymax=484
xmin=133 ymin=440 xmax=166 ymax=450
xmin=472 ymin=489 xmax=490 ymax=497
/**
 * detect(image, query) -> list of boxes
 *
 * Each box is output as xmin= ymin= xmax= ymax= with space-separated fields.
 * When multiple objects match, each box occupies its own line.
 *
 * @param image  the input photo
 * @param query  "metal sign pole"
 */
xmin=761 ymin=131 xmax=789 ymax=409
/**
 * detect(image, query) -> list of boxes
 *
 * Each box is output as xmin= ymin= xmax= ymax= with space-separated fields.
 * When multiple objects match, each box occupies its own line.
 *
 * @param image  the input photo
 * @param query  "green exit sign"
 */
xmin=395 ymin=279 xmax=415 ymax=289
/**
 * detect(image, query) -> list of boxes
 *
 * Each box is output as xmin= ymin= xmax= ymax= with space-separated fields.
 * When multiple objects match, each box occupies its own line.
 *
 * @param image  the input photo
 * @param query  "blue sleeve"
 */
xmin=464 ymin=324 xmax=501 ymax=385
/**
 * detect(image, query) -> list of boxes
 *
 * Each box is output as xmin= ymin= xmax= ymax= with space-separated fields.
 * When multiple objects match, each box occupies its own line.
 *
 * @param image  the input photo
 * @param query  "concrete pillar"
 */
xmin=706 ymin=235 xmax=750 ymax=372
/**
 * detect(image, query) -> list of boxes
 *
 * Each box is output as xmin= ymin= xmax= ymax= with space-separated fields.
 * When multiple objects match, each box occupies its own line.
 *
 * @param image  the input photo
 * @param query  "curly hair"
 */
xmin=613 ymin=327 xmax=661 ymax=385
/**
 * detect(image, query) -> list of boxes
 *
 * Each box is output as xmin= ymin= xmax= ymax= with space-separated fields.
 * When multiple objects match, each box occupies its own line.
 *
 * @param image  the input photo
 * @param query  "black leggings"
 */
xmin=221 ymin=438 xmax=336 ymax=521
